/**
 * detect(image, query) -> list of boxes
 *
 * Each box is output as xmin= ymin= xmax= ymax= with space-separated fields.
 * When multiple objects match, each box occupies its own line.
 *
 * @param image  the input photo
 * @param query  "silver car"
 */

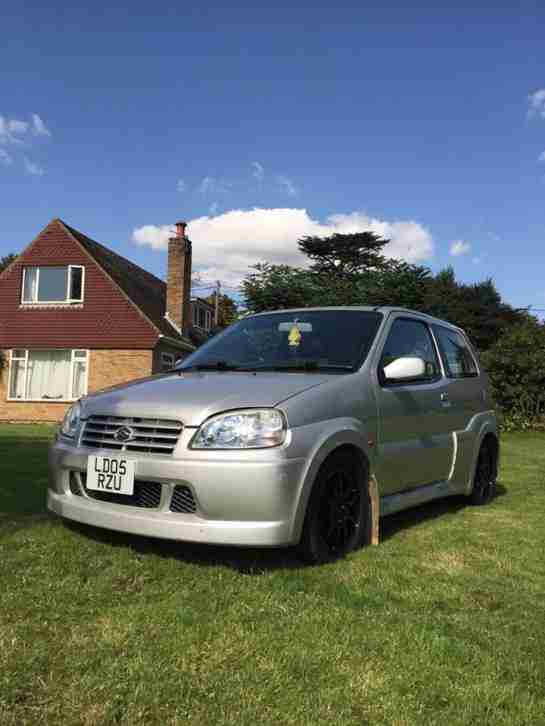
xmin=48 ymin=307 xmax=499 ymax=564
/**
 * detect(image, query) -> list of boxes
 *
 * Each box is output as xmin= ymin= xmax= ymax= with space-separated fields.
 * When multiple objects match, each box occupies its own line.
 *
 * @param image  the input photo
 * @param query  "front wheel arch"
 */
xmin=296 ymin=443 xmax=378 ymax=558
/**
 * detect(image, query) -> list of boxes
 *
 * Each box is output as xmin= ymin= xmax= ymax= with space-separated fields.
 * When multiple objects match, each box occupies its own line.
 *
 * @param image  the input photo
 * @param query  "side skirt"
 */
xmin=379 ymin=479 xmax=466 ymax=517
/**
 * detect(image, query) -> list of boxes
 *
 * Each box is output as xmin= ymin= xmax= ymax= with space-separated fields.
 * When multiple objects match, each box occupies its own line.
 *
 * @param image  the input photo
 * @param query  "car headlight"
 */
xmin=60 ymin=401 xmax=82 ymax=439
xmin=191 ymin=409 xmax=286 ymax=449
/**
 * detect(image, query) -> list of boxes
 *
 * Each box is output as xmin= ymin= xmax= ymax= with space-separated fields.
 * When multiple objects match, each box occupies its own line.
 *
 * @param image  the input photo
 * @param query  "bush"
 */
xmin=481 ymin=319 xmax=545 ymax=430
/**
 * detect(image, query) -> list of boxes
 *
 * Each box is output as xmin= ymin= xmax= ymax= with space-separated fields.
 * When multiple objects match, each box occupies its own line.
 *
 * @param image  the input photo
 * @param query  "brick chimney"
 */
xmin=166 ymin=221 xmax=192 ymax=336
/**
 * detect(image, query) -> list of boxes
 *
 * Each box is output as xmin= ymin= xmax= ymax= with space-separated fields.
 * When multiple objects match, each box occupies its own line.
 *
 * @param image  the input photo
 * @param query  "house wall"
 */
xmin=152 ymin=341 xmax=191 ymax=373
xmin=88 ymin=350 xmax=153 ymax=393
xmin=0 ymin=348 xmax=153 ymax=423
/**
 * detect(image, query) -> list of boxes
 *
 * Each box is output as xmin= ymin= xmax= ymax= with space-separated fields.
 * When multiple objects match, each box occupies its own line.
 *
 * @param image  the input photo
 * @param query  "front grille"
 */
xmin=81 ymin=415 xmax=183 ymax=455
xmin=80 ymin=472 xmax=162 ymax=509
xmin=170 ymin=485 xmax=197 ymax=513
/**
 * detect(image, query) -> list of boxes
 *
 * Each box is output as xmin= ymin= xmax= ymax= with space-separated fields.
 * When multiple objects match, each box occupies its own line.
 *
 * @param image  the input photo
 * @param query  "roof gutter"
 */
xmin=158 ymin=334 xmax=196 ymax=353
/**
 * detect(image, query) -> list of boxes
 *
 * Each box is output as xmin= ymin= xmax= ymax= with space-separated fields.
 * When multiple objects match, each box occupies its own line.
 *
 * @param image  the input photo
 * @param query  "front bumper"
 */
xmin=47 ymin=432 xmax=308 ymax=547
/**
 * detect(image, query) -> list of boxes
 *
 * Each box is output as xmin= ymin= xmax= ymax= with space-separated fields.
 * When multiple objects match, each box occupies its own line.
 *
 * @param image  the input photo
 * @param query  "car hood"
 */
xmin=81 ymin=371 xmax=334 ymax=426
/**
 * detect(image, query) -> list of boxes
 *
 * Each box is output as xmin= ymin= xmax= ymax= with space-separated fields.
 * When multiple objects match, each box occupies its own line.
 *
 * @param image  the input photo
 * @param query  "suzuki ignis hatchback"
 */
xmin=48 ymin=307 xmax=499 ymax=563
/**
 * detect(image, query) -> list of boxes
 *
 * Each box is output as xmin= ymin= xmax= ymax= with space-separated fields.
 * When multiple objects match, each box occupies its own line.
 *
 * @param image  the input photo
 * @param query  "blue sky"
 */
xmin=1 ymin=1 xmax=544 ymax=308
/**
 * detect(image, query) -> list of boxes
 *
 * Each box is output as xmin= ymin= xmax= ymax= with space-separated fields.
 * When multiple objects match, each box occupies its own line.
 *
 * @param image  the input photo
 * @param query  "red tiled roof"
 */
xmin=0 ymin=219 xmax=195 ymax=351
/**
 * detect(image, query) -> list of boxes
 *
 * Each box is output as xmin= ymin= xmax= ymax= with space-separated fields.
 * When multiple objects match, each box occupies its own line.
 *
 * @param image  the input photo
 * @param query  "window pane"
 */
xmin=37 ymin=268 xmax=68 ymax=302
xmin=72 ymin=358 xmax=87 ymax=398
xmin=381 ymin=319 xmax=440 ymax=380
xmin=161 ymin=353 xmax=174 ymax=371
xmin=70 ymin=267 xmax=83 ymax=301
xmin=23 ymin=268 xmax=38 ymax=302
xmin=27 ymin=350 xmax=71 ymax=399
xmin=13 ymin=349 xmax=26 ymax=359
xmin=9 ymin=359 xmax=26 ymax=398
xmin=433 ymin=326 xmax=478 ymax=378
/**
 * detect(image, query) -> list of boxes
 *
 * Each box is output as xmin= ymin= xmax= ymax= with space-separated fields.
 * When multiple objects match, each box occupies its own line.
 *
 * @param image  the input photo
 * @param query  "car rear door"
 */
xmin=373 ymin=316 xmax=455 ymax=495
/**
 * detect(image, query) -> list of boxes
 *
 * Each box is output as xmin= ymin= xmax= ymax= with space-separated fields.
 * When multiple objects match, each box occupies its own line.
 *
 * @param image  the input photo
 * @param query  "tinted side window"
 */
xmin=380 ymin=318 xmax=441 ymax=384
xmin=432 ymin=326 xmax=478 ymax=378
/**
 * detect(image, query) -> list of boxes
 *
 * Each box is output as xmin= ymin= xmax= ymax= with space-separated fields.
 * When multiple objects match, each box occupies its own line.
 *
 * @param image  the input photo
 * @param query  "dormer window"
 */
xmin=22 ymin=265 xmax=84 ymax=304
xmin=192 ymin=302 xmax=212 ymax=331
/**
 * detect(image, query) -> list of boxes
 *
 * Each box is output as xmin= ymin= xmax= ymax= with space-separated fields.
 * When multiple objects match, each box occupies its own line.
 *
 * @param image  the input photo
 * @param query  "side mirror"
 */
xmin=383 ymin=356 xmax=426 ymax=382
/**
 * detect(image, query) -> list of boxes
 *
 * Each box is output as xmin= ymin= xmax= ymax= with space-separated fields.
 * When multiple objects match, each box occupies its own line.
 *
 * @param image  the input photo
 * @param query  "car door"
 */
xmin=430 ymin=325 xmax=485 ymax=485
xmin=431 ymin=325 xmax=484 ymax=431
xmin=373 ymin=316 xmax=455 ymax=495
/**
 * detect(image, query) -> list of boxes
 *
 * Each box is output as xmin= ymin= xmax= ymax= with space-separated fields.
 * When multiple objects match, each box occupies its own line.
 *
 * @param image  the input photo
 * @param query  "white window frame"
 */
xmin=21 ymin=265 xmax=85 ymax=305
xmin=160 ymin=352 xmax=175 ymax=370
xmin=7 ymin=349 xmax=89 ymax=402
xmin=205 ymin=310 xmax=212 ymax=330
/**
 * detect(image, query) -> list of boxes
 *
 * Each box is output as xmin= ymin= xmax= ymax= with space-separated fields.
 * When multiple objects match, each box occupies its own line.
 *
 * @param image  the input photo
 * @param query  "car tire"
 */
xmin=470 ymin=439 xmax=497 ymax=505
xmin=298 ymin=450 xmax=369 ymax=565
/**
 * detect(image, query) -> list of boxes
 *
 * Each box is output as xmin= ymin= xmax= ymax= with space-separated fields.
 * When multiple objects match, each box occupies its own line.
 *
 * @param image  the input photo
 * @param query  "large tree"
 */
xmin=420 ymin=267 xmax=525 ymax=350
xmin=205 ymin=292 xmax=239 ymax=328
xmin=298 ymin=231 xmax=389 ymax=279
xmin=242 ymin=232 xmax=525 ymax=351
xmin=0 ymin=253 xmax=17 ymax=275
xmin=242 ymin=231 xmax=393 ymax=312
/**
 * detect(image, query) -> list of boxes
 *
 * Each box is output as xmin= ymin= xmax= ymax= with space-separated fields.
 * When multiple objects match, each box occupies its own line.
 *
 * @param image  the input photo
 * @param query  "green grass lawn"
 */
xmin=1 ymin=425 xmax=544 ymax=726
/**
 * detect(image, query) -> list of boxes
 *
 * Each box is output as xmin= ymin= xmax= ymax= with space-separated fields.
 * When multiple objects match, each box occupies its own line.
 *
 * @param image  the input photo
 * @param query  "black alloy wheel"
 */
xmin=470 ymin=440 xmax=497 ymax=505
xmin=299 ymin=450 xmax=368 ymax=564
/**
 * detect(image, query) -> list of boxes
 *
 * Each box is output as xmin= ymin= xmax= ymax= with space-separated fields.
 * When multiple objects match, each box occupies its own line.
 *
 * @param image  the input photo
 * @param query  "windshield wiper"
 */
xmin=238 ymin=362 xmax=356 ymax=373
xmin=178 ymin=360 xmax=240 ymax=372
xmin=177 ymin=360 xmax=356 ymax=374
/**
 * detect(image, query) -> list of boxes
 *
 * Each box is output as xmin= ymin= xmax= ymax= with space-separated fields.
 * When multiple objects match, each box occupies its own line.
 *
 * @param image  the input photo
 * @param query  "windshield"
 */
xmin=177 ymin=310 xmax=383 ymax=373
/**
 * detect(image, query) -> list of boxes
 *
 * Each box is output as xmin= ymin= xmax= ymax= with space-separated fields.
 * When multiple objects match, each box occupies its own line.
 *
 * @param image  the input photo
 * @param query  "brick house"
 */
xmin=0 ymin=218 xmax=214 ymax=423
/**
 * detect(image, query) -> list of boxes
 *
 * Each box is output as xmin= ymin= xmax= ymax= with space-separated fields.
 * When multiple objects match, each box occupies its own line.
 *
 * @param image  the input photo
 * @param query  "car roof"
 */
xmin=248 ymin=306 xmax=465 ymax=334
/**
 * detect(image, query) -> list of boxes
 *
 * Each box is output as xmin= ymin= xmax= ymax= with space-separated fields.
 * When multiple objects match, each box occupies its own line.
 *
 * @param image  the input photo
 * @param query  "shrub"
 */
xmin=481 ymin=319 xmax=545 ymax=430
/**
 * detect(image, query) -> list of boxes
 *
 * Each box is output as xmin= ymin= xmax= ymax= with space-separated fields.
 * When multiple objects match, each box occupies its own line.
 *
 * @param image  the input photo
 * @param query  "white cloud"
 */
xmin=1 ymin=114 xmax=51 ymax=142
xmin=528 ymin=89 xmax=545 ymax=119
xmin=24 ymin=157 xmax=44 ymax=176
xmin=31 ymin=114 xmax=51 ymax=137
xmin=0 ymin=148 xmax=12 ymax=165
xmin=132 ymin=207 xmax=434 ymax=288
xmin=277 ymin=175 xmax=298 ymax=197
xmin=8 ymin=119 xmax=29 ymax=135
xmin=176 ymin=178 xmax=186 ymax=193
xmin=0 ymin=114 xmax=51 ymax=174
xmin=252 ymin=161 xmax=264 ymax=182
xmin=538 ymin=151 xmax=545 ymax=162
xmin=198 ymin=176 xmax=228 ymax=194
xmin=0 ymin=116 xmax=26 ymax=145
xmin=450 ymin=239 xmax=472 ymax=256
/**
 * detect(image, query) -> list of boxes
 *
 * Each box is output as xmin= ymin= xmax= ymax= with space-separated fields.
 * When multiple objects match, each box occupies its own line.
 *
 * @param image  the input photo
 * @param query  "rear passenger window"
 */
xmin=380 ymin=318 xmax=441 ymax=384
xmin=432 ymin=326 xmax=478 ymax=378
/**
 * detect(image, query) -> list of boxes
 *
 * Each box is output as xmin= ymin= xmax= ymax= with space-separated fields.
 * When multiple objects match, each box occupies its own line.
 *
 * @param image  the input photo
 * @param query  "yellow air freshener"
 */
xmin=288 ymin=324 xmax=302 ymax=347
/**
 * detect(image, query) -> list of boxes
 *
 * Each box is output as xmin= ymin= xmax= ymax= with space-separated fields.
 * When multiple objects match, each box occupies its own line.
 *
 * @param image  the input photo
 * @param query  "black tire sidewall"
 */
xmin=299 ymin=450 xmax=368 ymax=564
xmin=471 ymin=440 xmax=497 ymax=505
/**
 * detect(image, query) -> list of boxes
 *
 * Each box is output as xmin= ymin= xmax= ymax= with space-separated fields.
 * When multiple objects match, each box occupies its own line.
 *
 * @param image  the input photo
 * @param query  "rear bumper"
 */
xmin=47 ymin=437 xmax=307 ymax=546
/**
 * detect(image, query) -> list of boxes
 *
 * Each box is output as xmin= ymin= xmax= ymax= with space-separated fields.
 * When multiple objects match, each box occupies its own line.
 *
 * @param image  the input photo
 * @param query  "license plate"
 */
xmin=86 ymin=455 xmax=135 ymax=495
